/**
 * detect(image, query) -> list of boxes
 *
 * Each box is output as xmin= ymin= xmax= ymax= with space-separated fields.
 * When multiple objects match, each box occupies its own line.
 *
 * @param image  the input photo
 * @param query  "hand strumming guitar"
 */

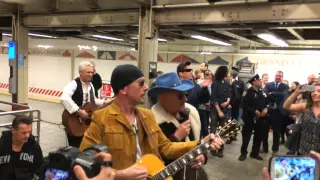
xmin=77 ymin=109 xmax=89 ymax=119
xmin=114 ymin=164 xmax=148 ymax=180
xmin=173 ymin=120 xmax=191 ymax=141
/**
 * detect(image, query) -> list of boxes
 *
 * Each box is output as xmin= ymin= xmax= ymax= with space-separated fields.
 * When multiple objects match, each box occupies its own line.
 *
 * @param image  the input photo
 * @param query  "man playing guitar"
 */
xmin=79 ymin=64 xmax=224 ymax=180
xmin=60 ymin=61 xmax=112 ymax=148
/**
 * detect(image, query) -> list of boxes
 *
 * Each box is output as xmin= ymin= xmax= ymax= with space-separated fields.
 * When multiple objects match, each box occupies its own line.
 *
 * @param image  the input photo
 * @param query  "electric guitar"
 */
xmin=135 ymin=120 xmax=240 ymax=180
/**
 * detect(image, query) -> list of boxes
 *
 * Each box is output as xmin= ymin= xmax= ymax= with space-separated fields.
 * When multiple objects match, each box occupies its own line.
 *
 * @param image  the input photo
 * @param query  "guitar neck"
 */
xmin=152 ymin=139 xmax=212 ymax=180
xmin=152 ymin=120 xmax=239 ymax=180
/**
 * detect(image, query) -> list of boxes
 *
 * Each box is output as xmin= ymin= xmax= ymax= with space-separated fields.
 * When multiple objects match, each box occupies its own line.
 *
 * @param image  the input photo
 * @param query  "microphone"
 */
xmin=179 ymin=108 xmax=190 ymax=122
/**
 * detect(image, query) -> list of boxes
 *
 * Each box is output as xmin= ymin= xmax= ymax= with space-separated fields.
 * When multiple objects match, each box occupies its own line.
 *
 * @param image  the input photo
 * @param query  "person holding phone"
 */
xmin=262 ymin=151 xmax=320 ymax=180
xmin=283 ymin=83 xmax=320 ymax=155
xmin=73 ymin=152 xmax=115 ymax=180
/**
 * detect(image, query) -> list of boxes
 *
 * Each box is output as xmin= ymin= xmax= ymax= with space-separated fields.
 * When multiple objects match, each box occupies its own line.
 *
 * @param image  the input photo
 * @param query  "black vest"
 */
xmin=71 ymin=78 xmax=94 ymax=107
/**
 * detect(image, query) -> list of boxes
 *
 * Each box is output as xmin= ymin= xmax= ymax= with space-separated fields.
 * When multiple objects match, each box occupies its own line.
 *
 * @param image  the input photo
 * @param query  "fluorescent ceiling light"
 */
xmin=92 ymin=35 xmax=124 ymax=41
xmin=191 ymin=35 xmax=232 ymax=46
xmin=257 ymin=33 xmax=288 ymax=47
xmin=2 ymin=33 xmax=57 ymax=38
xmin=158 ymin=38 xmax=167 ymax=42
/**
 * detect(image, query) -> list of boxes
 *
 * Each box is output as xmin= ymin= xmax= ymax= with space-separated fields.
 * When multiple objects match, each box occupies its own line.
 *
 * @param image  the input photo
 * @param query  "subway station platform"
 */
xmin=0 ymin=94 xmax=287 ymax=180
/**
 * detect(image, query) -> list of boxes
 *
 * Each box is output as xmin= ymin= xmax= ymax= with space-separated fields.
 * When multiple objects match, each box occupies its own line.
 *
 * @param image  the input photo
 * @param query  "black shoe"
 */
xmin=210 ymin=150 xmax=218 ymax=156
xmin=272 ymin=151 xmax=278 ymax=156
xmin=286 ymin=151 xmax=295 ymax=155
xmin=217 ymin=151 xmax=224 ymax=158
xmin=281 ymin=140 xmax=285 ymax=144
xmin=238 ymin=154 xmax=246 ymax=161
xmin=226 ymin=139 xmax=232 ymax=144
xmin=260 ymin=149 xmax=268 ymax=153
xmin=250 ymin=154 xmax=263 ymax=161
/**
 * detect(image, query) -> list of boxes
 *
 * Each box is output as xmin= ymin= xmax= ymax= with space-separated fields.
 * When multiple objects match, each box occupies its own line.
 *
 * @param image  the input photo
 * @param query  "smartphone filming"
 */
xmin=269 ymin=156 xmax=320 ymax=180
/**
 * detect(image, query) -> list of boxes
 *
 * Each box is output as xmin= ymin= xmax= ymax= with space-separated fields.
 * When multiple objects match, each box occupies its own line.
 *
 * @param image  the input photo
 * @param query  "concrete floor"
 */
xmin=0 ymin=94 xmax=287 ymax=180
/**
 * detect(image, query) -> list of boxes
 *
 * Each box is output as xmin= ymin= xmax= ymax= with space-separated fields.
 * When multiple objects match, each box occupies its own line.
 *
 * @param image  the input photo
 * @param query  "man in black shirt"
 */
xmin=177 ymin=62 xmax=210 ymax=109
xmin=90 ymin=61 xmax=102 ymax=97
xmin=0 ymin=115 xmax=43 ymax=180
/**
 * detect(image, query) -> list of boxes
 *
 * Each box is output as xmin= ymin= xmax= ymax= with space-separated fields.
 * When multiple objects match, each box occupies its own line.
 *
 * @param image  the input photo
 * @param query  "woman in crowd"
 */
xmin=289 ymin=81 xmax=300 ymax=96
xmin=283 ymin=83 xmax=320 ymax=155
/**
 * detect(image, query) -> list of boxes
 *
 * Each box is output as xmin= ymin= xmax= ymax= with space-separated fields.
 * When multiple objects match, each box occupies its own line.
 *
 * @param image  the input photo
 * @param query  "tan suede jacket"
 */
xmin=79 ymin=101 xmax=198 ymax=170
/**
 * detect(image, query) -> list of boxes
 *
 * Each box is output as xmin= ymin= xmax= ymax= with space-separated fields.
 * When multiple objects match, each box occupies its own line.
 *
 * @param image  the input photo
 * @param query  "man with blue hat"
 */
xmin=80 ymin=65 xmax=224 ymax=180
xmin=149 ymin=72 xmax=208 ymax=180
xmin=239 ymin=74 xmax=269 ymax=161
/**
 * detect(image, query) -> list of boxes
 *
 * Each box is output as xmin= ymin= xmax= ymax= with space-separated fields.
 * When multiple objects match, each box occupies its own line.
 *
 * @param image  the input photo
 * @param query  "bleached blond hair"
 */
xmin=79 ymin=61 xmax=93 ymax=72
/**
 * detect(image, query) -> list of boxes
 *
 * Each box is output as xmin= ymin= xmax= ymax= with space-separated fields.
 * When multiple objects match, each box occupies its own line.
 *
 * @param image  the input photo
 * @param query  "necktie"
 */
xmin=276 ymin=83 xmax=279 ymax=89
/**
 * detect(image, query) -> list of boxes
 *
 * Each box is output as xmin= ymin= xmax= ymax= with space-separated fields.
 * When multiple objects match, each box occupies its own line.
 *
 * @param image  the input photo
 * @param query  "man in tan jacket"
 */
xmin=80 ymin=64 xmax=224 ymax=180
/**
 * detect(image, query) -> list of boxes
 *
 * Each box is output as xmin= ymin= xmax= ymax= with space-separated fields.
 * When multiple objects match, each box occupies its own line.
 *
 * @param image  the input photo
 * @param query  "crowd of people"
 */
xmin=1 ymin=60 xmax=320 ymax=180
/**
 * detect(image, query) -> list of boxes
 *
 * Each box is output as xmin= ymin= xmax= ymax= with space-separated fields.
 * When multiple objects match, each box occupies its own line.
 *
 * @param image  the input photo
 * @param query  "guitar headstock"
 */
xmin=216 ymin=120 xmax=240 ymax=140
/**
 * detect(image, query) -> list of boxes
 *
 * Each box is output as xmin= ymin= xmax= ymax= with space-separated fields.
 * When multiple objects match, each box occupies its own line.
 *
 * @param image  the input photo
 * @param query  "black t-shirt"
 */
xmin=0 ymin=131 xmax=43 ymax=180
xmin=10 ymin=151 xmax=21 ymax=179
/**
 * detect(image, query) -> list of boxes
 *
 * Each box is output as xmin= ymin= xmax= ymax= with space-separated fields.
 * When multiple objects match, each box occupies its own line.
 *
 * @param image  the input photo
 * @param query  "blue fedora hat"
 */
xmin=148 ymin=72 xmax=194 ymax=97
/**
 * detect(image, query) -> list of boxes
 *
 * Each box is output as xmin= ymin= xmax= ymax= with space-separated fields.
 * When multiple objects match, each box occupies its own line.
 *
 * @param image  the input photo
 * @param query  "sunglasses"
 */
xmin=184 ymin=69 xmax=193 ymax=72
xmin=136 ymin=79 xmax=145 ymax=87
xmin=177 ymin=92 xmax=187 ymax=100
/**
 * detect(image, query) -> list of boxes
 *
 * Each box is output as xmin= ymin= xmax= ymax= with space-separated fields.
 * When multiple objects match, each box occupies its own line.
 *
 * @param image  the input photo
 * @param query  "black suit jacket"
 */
xmin=231 ymin=78 xmax=245 ymax=106
xmin=263 ymin=81 xmax=289 ymax=115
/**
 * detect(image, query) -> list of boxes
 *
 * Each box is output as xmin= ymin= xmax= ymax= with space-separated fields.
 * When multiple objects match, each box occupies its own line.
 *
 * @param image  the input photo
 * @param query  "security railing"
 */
xmin=0 ymin=100 xmax=41 ymax=142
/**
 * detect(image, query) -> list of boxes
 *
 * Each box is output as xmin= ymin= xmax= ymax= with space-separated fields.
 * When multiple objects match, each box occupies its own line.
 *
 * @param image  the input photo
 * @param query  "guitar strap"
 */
xmin=89 ymin=83 xmax=95 ymax=102
xmin=135 ymin=109 xmax=164 ymax=163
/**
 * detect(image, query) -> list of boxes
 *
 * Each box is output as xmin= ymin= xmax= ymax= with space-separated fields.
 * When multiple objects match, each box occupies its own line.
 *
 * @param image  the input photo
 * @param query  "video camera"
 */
xmin=41 ymin=144 xmax=111 ymax=180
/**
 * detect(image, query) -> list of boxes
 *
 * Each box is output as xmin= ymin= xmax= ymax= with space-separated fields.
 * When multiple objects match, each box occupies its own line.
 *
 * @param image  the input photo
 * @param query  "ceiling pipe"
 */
xmin=152 ymin=0 xmax=269 ymax=9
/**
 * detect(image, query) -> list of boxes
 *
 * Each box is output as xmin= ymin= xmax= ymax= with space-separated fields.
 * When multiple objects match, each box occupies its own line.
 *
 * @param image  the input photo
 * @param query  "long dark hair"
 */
xmin=306 ymin=84 xmax=320 ymax=109
xmin=214 ymin=66 xmax=228 ymax=81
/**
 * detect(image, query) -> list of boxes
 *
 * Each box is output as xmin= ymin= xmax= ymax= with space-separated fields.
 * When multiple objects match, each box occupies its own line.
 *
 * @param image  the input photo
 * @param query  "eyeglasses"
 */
xmin=184 ymin=69 xmax=193 ymax=72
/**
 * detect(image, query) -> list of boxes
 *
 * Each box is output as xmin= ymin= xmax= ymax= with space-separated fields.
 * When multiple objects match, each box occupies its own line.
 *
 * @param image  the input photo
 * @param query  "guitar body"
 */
xmin=135 ymin=154 xmax=173 ymax=180
xmin=62 ymin=102 xmax=98 ymax=137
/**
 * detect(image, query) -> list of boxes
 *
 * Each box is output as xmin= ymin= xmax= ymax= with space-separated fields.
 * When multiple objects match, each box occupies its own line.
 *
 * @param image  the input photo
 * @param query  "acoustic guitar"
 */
xmin=62 ymin=102 xmax=99 ymax=137
xmin=135 ymin=120 xmax=240 ymax=180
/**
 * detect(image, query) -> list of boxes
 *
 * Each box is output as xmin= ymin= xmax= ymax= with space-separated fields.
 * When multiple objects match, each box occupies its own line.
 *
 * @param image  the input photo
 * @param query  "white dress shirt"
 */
xmin=60 ymin=80 xmax=104 ymax=114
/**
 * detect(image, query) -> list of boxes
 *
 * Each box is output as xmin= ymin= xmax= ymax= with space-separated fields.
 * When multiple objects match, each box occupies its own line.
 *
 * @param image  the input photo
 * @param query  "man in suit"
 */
xmin=262 ymin=71 xmax=289 ymax=155
xmin=229 ymin=66 xmax=245 ymax=143
xmin=231 ymin=66 xmax=245 ymax=121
